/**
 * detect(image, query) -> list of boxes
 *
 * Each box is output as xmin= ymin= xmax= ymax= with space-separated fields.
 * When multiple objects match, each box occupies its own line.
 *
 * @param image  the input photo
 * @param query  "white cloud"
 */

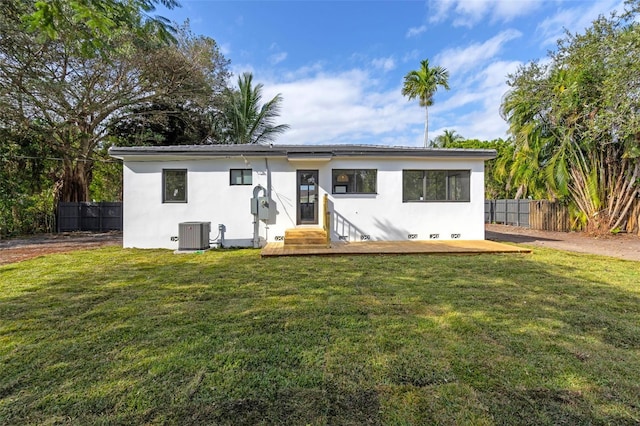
xmin=282 ymin=62 xmax=325 ymax=80
xmin=536 ymin=0 xmax=623 ymax=46
xmin=429 ymin=0 xmax=541 ymax=27
xmin=252 ymin=55 xmax=521 ymax=146
xmin=260 ymin=69 xmax=421 ymax=145
xmin=432 ymin=106 xmax=509 ymax=141
xmin=402 ymin=49 xmax=420 ymax=63
xmin=269 ymin=51 xmax=288 ymax=65
xmin=406 ymin=24 xmax=427 ymax=38
xmin=478 ymin=60 xmax=521 ymax=89
xmin=267 ymin=43 xmax=288 ymax=65
xmin=492 ymin=1 xmax=541 ymax=23
xmin=218 ymin=42 xmax=231 ymax=57
xmin=428 ymin=59 xmax=522 ymax=141
xmin=229 ymin=63 xmax=255 ymax=80
xmin=253 ymin=56 xmax=518 ymax=146
xmin=434 ymin=29 xmax=522 ymax=76
xmin=372 ymin=56 xmax=396 ymax=72
xmin=429 ymin=0 xmax=456 ymax=24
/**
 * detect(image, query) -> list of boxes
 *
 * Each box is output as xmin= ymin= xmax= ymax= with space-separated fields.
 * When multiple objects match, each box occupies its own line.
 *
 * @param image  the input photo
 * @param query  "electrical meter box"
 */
xmin=250 ymin=197 xmax=276 ymax=223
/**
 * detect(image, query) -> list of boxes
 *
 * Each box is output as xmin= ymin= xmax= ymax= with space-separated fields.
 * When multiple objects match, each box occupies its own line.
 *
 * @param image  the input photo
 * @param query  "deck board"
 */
xmin=261 ymin=240 xmax=531 ymax=257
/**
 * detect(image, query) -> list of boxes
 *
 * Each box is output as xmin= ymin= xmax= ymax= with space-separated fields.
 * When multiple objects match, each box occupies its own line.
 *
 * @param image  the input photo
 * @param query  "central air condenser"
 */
xmin=178 ymin=222 xmax=211 ymax=250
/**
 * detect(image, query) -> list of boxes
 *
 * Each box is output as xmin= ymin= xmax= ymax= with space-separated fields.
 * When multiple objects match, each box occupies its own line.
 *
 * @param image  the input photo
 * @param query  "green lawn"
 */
xmin=1 ymin=247 xmax=639 ymax=425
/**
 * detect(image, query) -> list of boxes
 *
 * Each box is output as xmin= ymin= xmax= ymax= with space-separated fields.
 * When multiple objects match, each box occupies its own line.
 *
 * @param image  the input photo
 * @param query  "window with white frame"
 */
xmin=402 ymin=170 xmax=470 ymax=202
xmin=332 ymin=169 xmax=377 ymax=194
xmin=162 ymin=169 xmax=187 ymax=203
xmin=230 ymin=169 xmax=252 ymax=185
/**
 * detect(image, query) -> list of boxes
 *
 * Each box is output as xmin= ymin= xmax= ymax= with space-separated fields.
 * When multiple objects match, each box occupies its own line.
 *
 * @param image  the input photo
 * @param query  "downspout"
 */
xmin=252 ymin=184 xmax=266 ymax=248
xmin=264 ymin=158 xmax=272 ymax=244
xmin=265 ymin=158 xmax=271 ymax=199
xmin=251 ymin=159 xmax=272 ymax=248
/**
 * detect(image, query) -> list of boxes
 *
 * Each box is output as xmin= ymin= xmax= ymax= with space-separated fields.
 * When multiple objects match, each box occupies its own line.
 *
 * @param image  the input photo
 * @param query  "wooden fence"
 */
xmin=529 ymin=200 xmax=570 ymax=232
xmin=486 ymin=198 xmax=640 ymax=234
xmin=485 ymin=199 xmax=569 ymax=232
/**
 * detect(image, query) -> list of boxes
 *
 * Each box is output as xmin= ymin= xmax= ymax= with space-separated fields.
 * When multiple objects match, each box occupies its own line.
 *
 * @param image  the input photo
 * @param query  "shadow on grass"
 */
xmin=1 ymin=247 xmax=639 ymax=424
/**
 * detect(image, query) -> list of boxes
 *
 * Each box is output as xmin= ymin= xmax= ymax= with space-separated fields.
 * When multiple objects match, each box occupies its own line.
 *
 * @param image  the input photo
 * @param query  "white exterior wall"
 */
xmin=122 ymin=155 xmax=486 ymax=249
xmin=324 ymin=158 xmax=486 ymax=242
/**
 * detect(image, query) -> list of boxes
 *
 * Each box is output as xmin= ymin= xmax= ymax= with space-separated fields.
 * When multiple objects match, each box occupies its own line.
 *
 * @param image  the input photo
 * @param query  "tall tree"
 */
xmin=402 ymin=59 xmax=450 ymax=148
xmin=223 ymin=72 xmax=290 ymax=145
xmin=0 ymin=2 xmax=229 ymax=202
xmin=501 ymin=7 xmax=640 ymax=233
xmin=108 ymin=24 xmax=231 ymax=147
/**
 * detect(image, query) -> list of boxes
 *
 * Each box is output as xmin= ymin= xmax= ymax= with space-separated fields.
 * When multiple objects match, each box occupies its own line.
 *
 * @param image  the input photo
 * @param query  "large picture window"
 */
xmin=230 ymin=169 xmax=252 ymax=185
xmin=163 ymin=169 xmax=187 ymax=203
xmin=332 ymin=169 xmax=377 ymax=194
xmin=403 ymin=170 xmax=470 ymax=202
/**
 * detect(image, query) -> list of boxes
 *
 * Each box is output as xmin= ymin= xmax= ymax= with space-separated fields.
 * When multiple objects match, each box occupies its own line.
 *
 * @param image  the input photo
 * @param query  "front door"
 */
xmin=297 ymin=170 xmax=319 ymax=225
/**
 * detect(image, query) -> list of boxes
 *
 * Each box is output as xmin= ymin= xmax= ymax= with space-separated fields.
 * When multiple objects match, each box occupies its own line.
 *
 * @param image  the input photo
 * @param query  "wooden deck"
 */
xmin=261 ymin=239 xmax=531 ymax=257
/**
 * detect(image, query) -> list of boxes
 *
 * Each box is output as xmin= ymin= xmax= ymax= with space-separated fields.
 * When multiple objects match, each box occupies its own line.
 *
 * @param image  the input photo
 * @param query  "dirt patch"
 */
xmin=486 ymin=224 xmax=640 ymax=261
xmin=0 ymin=232 xmax=122 ymax=265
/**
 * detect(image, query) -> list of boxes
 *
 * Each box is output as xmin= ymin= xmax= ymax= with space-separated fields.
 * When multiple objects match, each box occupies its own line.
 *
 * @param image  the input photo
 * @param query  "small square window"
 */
xmin=230 ymin=169 xmax=252 ymax=185
xmin=163 ymin=169 xmax=187 ymax=203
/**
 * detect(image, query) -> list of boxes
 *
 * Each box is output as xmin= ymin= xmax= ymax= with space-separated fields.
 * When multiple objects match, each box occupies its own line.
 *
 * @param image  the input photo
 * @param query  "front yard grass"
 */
xmin=1 ymin=247 xmax=639 ymax=424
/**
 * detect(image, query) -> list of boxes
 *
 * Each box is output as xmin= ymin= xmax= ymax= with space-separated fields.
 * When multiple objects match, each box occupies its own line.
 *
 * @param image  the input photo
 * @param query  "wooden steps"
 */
xmin=284 ymin=228 xmax=328 ymax=248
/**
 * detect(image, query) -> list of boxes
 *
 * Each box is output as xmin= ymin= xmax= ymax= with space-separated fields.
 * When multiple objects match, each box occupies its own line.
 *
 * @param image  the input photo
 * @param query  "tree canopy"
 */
xmin=500 ymin=2 xmax=640 ymax=232
xmin=1 ymin=2 xmax=229 ymax=203
xmin=0 ymin=0 xmax=237 ymax=235
xmin=25 ymin=0 xmax=180 ymax=53
xmin=1 ymin=0 xmax=293 ymax=236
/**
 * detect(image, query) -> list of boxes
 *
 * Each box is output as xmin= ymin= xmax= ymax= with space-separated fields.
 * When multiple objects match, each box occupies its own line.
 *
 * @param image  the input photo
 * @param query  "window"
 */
xmin=332 ymin=169 xmax=377 ymax=194
xmin=163 ymin=169 xmax=187 ymax=203
xmin=230 ymin=169 xmax=252 ymax=185
xmin=403 ymin=170 xmax=470 ymax=202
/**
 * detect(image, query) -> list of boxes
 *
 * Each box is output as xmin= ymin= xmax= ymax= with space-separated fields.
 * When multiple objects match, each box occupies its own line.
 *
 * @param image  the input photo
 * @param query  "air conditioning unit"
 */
xmin=178 ymin=222 xmax=211 ymax=250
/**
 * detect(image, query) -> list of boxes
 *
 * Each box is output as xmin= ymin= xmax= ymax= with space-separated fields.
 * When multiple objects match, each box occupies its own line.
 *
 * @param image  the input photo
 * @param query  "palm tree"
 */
xmin=433 ymin=129 xmax=464 ymax=148
xmin=402 ymin=59 xmax=450 ymax=147
xmin=223 ymin=72 xmax=290 ymax=144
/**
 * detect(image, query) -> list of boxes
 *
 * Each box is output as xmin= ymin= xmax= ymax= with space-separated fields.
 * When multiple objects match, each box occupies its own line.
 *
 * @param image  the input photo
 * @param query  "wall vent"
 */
xmin=275 ymin=235 xmax=285 ymax=241
xmin=178 ymin=222 xmax=211 ymax=250
xmin=429 ymin=234 xmax=439 ymax=239
xmin=451 ymin=233 xmax=461 ymax=239
xmin=360 ymin=234 xmax=371 ymax=241
xmin=408 ymin=234 xmax=418 ymax=239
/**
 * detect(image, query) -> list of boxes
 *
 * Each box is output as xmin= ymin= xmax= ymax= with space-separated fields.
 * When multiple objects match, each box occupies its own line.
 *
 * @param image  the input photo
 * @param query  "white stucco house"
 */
xmin=108 ymin=144 xmax=496 ymax=249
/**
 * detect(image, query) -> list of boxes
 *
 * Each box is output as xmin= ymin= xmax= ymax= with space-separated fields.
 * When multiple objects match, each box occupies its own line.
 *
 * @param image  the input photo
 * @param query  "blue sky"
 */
xmin=159 ymin=0 xmax=624 ymax=146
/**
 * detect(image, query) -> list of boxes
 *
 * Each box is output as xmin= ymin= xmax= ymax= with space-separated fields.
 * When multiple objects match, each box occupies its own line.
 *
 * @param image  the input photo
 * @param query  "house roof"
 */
xmin=108 ymin=144 xmax=497 ymax=161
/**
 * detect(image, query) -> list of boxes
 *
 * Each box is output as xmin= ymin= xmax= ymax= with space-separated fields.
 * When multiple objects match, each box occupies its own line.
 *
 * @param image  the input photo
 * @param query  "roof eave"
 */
xmin=108 ymin=145 xmax=497 ymax=161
